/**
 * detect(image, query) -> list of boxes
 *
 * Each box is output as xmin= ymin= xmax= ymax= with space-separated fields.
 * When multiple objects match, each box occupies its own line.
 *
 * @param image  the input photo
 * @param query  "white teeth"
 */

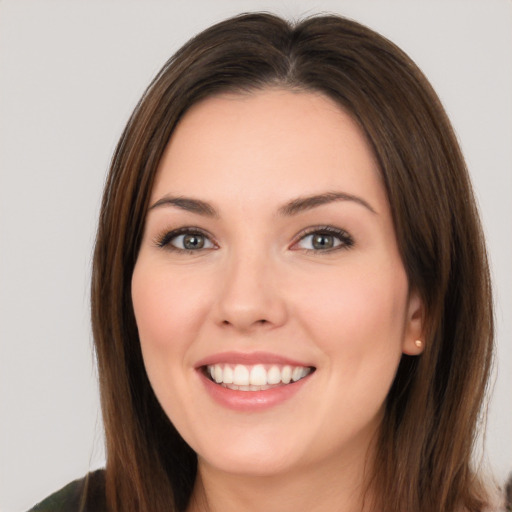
xmin=223 ymin=365 xmax=233 ymax=384
xmin=205 ymin=363 xmax=312 ymax=388
xmin=292 ymin=366 xmax=304 ymax=382
xmin=267 ymin=365 xmax=281 ymax=385
xmin=249 ymin=365 xmax=267 ymax=386
xmin=233 ymin=365 xmax=250 ymax=386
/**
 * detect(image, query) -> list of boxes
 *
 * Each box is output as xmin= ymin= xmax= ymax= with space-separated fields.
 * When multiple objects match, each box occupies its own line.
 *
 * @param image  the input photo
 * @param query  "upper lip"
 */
xmin=195 ymin=351 xmax=315 ymax=369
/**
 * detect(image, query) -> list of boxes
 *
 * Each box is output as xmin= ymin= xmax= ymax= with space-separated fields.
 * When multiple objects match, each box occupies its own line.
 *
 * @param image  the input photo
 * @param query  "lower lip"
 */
xmin=198 ymin=370 xmax=312 ymax=412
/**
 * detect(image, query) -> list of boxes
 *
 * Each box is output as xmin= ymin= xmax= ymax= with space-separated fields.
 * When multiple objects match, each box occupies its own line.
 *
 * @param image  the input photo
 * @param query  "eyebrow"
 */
xmin=148 ymin=191 xmax=377 ymax=217
xmin=149 ymin=196 xmax=218 ymax=217
xmin=277 ymin=191 xmax=377 ymax=216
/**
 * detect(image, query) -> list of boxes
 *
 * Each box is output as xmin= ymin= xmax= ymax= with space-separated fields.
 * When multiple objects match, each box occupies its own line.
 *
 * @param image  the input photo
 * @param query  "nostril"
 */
xmin=221 ymin=319 xmax=268 ymax=326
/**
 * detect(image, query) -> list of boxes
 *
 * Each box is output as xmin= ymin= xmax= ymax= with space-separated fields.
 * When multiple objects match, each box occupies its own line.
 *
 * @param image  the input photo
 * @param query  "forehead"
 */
xmin=151 ymin=89 xmax=385 ymax=212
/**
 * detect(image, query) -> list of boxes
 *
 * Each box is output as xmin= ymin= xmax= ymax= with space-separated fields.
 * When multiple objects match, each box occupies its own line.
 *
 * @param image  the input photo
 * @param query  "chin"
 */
xmin=193 ymin=428 xmax=309 ymax=477
xmin=201 ymin=450 xmax=300 ymax=478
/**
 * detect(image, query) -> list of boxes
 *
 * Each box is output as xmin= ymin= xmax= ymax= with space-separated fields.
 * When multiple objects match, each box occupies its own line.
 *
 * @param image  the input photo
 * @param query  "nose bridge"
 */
xmin=215 ymin=237 xmax=287 ymax=330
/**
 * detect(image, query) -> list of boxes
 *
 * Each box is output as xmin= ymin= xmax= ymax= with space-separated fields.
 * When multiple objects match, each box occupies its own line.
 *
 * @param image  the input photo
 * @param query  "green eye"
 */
xmin=176 ymin=234 xmax=207 ymax=250
xmin=311 ymin=233 xmax=337 ymax=250
xmin=295 ymin=227 xmax=354 ymax=252
xmin=157 ymin=229 xmax=215 ymax=252
xmin=298 ymin=233 xmax=341 ymax=250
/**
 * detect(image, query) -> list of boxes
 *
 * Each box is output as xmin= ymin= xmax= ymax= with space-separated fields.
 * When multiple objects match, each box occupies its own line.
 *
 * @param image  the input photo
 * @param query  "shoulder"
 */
xmin=28 ymin=469 xmax=106 ymax=512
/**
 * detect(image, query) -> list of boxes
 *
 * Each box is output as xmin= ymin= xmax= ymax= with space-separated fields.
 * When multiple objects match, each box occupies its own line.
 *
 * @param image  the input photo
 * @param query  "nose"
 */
xmin=213 ymin=247 xmax=288 ymax=333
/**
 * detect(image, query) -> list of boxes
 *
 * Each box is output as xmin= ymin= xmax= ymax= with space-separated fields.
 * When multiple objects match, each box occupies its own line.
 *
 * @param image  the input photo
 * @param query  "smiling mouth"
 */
xmin=202 ymin=363 xmax=315 ymax=391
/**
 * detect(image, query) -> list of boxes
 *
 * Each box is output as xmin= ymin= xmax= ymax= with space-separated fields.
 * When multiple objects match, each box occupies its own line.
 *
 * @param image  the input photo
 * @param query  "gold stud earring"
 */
xmin=414 ymin=339 xmax=423 ymax=348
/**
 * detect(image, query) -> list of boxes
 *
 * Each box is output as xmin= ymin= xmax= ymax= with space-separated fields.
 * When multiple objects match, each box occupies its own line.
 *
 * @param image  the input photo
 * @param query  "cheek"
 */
xmin=131 ymin=262 xmax=210 ymax=367
xmin=131 ymin=261 xmax=215 ymax=430
xmin=269 ymin=260 xmax=410 ymax=457
xmin=294 ymin=260 xmax=408 ymax=374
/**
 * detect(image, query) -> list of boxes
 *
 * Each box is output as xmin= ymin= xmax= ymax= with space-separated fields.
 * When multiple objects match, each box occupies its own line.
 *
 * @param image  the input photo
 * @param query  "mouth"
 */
xmin=202 ymin=363 xmax=315 ymax=391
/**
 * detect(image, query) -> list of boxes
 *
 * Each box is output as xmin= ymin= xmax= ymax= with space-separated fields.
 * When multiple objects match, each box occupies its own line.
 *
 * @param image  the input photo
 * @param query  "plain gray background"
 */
xmin=1 ymin=1 xmax=511 ymax=510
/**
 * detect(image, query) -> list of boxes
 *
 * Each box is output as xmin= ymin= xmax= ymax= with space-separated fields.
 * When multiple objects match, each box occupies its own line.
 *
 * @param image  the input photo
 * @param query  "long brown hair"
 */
xmin=91 ymin=12 xmax=494 ymax=511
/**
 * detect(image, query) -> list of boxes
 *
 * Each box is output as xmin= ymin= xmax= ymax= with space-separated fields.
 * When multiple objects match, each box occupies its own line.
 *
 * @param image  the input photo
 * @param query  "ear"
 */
xmin=402 ymin=289 xmax=425 ymax=356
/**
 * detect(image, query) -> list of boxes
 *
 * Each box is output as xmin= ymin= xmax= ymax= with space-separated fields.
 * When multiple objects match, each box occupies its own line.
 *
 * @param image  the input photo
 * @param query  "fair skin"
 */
xmin=131 ymin=89 xmax=424 ymax=512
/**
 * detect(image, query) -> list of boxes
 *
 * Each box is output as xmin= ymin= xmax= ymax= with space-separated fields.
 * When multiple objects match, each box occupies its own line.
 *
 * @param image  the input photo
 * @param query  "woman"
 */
xmin=30 ymin=12 xmax=498 ymax=512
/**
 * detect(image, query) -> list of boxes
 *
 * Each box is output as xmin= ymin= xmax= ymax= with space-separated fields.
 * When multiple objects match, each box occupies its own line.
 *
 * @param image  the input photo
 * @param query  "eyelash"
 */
xmin=291 ymin=225 xmax=354 ymax=253
xmin=154 ymin=225 xmax=354 ymax=254
xmin=154 ymin=227 xmax=216 ymax=254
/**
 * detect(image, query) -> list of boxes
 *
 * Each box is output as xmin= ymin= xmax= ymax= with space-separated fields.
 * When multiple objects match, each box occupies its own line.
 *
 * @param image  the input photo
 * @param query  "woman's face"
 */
xmin=132 ymin=89 xmax=423 ymax=479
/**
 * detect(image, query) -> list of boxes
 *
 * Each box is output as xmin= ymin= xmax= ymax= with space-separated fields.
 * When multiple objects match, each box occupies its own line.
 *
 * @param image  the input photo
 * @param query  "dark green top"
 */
xmin=28 ymin=469 xmax=510 ymax=511
xmin=28 ymin=469 xmax=106 ymax=512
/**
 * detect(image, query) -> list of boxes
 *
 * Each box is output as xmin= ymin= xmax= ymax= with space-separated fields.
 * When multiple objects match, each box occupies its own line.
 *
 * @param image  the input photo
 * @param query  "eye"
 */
xmin=171 ymin=233 xmax=214 ymax=250
xmin=293 ymin=227 xmax=354 ymax=252
xmin=155 ymin=228 xmax=216 ymax=252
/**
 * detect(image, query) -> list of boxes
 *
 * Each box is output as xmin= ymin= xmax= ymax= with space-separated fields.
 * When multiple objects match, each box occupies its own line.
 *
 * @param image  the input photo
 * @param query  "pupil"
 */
xmin=313 ymin=234 xmax=333 ymax=249
xmin=184 ymin=234 xmax=204 ymax=249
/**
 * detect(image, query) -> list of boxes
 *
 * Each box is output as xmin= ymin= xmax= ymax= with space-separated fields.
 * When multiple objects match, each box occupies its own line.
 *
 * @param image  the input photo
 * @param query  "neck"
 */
xmin=187 ymin=443 xmax=377 ymax=512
